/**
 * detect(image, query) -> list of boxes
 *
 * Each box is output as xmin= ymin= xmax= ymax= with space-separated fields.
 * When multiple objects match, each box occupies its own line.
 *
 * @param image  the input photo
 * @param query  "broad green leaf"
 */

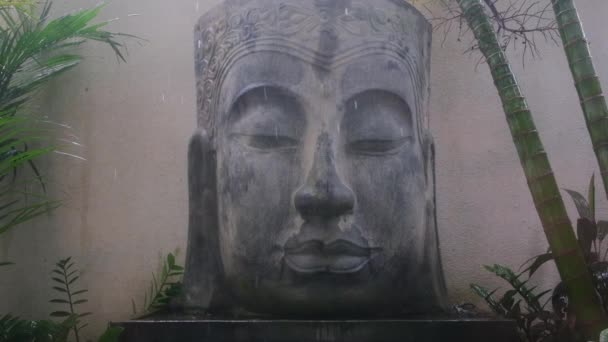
xmin=98 ymin=326 xmax=124 ymax=342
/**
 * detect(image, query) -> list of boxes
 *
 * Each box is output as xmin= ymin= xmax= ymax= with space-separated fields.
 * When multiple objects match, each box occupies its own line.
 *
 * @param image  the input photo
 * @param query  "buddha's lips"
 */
xmin=283 ymin=239 xmax=377 ymax=274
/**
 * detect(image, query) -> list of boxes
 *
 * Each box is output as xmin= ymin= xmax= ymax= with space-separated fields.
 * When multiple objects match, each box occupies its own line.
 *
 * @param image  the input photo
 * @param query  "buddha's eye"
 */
xmin=233 ymin=134 xmax=299 ymax=151
xmin=347 ymin=137 xmax=411 ymax=156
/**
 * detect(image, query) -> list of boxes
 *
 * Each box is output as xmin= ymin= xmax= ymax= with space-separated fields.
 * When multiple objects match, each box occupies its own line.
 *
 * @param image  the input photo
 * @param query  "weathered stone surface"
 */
xmin=180 ymin=0 xmax=447 ymax=316
xmin=114 ymin=318 xmax=519 ymax=342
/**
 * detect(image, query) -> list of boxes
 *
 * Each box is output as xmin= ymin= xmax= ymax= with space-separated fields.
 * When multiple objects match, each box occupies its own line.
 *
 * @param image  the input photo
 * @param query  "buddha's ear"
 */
xmin=421 ymin=131 xmax=449 ymax=312
xmin=421 ymin=131 xmax=435 ymax=192
xmin=177 ymin=129 xmax=227 ymax=313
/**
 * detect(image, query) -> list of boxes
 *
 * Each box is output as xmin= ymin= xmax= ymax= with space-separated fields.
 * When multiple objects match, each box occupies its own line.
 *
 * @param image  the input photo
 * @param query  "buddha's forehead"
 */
xmin=219 ymin=51 xmax=418 ymax=112
xmin=194 ymin=0 xmax=431 ymax=137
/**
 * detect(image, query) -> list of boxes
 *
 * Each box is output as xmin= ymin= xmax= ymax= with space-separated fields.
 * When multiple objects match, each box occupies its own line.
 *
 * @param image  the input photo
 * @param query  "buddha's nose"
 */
xmin=294 ymin=133 xmax=355 ymax=218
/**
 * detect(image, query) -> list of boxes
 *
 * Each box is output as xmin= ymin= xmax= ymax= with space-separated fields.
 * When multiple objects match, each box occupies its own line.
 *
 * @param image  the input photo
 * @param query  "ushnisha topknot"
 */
xmin=194 ymin=0 xmax=432 ymax=140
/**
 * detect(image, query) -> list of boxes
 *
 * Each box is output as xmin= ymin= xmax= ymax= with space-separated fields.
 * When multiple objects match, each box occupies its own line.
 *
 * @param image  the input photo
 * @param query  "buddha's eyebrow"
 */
xmin=342 ymin=88 xmax=409 ymax=110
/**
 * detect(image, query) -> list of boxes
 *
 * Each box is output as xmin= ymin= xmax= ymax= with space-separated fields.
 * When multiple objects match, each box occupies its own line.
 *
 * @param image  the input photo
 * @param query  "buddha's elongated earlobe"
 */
xmin=423 ymin=132 xmax=448 ymax=312
xmin=179 ymin=129 xmax=227 ymax=313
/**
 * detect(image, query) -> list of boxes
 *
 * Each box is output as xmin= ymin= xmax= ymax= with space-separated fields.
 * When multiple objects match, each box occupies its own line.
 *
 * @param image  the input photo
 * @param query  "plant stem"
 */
xmin=455 ymin=0 xmax=608 ymax=338
xmin=62 ymin=263 xmax=80 ymax=342
xmin=551 ymin=0 xmax=608 ymax=202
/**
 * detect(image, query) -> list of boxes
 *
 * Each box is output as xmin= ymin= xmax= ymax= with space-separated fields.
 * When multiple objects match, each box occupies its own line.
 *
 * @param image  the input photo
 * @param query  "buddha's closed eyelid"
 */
xmin=231 ymin=133 xmax=300 ymax=151
xmin=346 ymin=136 xmax=413 ymax=156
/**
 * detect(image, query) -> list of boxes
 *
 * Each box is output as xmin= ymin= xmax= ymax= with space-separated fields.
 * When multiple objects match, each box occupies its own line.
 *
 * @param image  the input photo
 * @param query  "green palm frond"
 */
xmin=0 ymin=1 xmax=132 ymax=238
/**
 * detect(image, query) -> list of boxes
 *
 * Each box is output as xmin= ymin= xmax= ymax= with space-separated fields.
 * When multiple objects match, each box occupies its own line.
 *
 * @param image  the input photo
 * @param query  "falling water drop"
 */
xmin=274 ymin=125 xmax=278 ymax=140
xmin=263 ymin=86 xmax=268 ymax=101
xmin=197 ymin=40 xmax=202 ymax=49
xmin=354 ymin=100 xmax=358 ymax=110
xmin=161 ymin=93 xmax=166 ymax=103
xmin=345 ymin=8 xmax=349 ymax=15
xmin=195 ymin=1 xmax=200 ymax=11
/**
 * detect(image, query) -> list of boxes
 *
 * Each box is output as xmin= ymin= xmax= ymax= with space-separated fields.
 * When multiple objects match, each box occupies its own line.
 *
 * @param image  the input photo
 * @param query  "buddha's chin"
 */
xmin=223 ymin=267 xmax=413 ymax=317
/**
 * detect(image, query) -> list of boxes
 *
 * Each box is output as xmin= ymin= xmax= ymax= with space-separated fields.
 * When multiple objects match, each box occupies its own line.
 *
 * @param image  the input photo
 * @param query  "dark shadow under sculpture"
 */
xmin=180 ymin=0 xmax=448 ymax=317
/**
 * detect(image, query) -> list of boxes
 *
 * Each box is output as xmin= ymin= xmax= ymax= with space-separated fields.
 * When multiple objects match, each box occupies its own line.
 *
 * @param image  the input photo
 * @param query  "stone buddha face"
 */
xmin=182 ymin=0 xmax=446 ymax=316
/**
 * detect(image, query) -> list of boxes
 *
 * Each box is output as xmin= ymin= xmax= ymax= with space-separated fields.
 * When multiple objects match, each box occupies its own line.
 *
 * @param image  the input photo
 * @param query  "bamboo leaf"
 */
xmin=73 ymin=299 xmax=88 ymax=305
xmin=50 ymin=311 xmax=71 ymax=317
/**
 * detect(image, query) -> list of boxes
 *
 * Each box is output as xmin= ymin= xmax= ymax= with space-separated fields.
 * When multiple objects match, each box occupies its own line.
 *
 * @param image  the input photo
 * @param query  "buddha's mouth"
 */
xmin=283 ymin=239 xmax=378 ymax=274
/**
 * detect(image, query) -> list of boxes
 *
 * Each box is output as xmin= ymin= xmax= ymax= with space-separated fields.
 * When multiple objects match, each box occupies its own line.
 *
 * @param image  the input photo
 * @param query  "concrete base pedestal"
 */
xmin=113 ymin=317 xmax=518 ymax=342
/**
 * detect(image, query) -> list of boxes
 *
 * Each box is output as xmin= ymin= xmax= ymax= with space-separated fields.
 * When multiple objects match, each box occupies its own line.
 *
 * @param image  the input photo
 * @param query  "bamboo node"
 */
xmin=589 ymin=116 xmax=608 ymax=125
xmin=554 ymin=7 xmax=577 ymax=19
xmin=506 ymin=108 xmax=529 ymax=118
xmin=574 ymin=74 xmax=599 ymax=85
xmin=528 ymin=170 xmax=554 ymax=184
xmin=553 ymin=247 xmax=578 ymax=259
xmin=564 ymin=36 xmax=588 ymax=49
xmin=568 ymin=55 xmax=592 ymax=69
xmin=593 ymin=141 xmax=608 ymax=153
xmin=534 ymin=194 xmax=561 ymax=210
xmin=581 ymin=94 xmax=605 ymax=105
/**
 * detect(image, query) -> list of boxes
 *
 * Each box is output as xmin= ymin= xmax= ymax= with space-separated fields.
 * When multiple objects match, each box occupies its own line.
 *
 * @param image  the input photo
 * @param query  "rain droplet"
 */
xmin=274 ymin=125 xmax=278 ymax=140
xmin=195 ymin=1 xmax=200 ymax=11
xmin=161 ymin=93 xmax=166 ymax=103
xmin=345 ymin=8 xmax=349 ymax=15
xmin=197 ymin=40 xmax=202 ymax=49
xmin=127 ymin=13 xmax=140 ymax=17
xmin=354 ymin=100 xmax=358 ymax=110
xmin=264 ymin=87 xmax=268 ymax=101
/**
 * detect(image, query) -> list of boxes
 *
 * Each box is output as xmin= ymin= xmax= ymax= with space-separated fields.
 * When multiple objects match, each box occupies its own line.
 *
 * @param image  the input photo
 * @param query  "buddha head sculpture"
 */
xmin=181 ymin=0 xmax=447 ymax=316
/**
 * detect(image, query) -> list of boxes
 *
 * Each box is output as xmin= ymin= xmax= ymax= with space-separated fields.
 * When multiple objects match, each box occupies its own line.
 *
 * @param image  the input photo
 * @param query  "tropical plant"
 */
xmin=0 ymin=256 xmax=124 ymax=342
xmin=0 ymin=0 xmax=130 ymax=243
xmin=49 ymin=257 xmax=90 ymax=342
xmin=131 ymin=253 xmax=184 ymax=318
xmin=0 ymin=314 xmax=76 ymax=342
xmin=549 ymin=0 xmax=608 ymax=200
xmin=471 ymin=264 xmax=577 ymax=342
xmin=523 ymin=176 xmax=608 ymax=320
xmin=455 ymin=0 xmax=608 ymax=338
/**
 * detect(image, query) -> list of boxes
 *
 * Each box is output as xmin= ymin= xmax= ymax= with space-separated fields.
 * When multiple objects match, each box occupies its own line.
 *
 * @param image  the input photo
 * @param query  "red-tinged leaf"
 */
xmin=598 ymin=221 xmax=608 ymax=242
xmin=564 ymin=189 xmax=592 ymax=221
xmin=577 ymin=218 xmax=596 ymax=256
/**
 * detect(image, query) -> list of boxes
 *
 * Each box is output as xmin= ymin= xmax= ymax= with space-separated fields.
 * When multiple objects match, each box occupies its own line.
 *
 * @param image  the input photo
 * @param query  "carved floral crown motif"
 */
xmin=194 ymin=0 xmax=431 ymax=139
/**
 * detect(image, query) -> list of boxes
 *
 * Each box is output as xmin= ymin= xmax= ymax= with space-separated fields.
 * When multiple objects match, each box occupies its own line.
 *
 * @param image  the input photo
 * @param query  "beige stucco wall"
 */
xmin=1 ymin=0 xmax=607 ymax=339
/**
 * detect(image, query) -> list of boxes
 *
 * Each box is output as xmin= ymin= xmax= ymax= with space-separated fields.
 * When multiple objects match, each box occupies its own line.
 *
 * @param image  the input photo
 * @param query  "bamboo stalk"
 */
xmin=456 ymin=0 xmax=608 ymax=338
xmin=551 ymin=0 xmax=608 ymax=201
